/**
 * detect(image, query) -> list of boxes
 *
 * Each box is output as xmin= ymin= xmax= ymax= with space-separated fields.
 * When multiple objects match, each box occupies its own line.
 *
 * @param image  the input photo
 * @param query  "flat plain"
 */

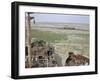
xmin=26 ymin=23 xmax=89 ymax=66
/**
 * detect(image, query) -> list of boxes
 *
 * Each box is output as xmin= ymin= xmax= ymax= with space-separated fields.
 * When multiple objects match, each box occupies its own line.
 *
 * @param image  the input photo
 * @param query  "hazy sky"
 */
xmin=30 ymin=13 xmax=89 ymax=24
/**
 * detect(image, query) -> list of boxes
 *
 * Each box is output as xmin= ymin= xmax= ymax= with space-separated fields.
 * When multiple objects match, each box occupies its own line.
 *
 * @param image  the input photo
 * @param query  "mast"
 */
xmin=27 ymin=12 xmax=32 ymax=68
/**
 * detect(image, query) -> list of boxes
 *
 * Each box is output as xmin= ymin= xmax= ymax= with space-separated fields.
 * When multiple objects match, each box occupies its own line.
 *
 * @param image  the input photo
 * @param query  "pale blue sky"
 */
xmin=31 ymin=13 xmax=89 ymax=24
